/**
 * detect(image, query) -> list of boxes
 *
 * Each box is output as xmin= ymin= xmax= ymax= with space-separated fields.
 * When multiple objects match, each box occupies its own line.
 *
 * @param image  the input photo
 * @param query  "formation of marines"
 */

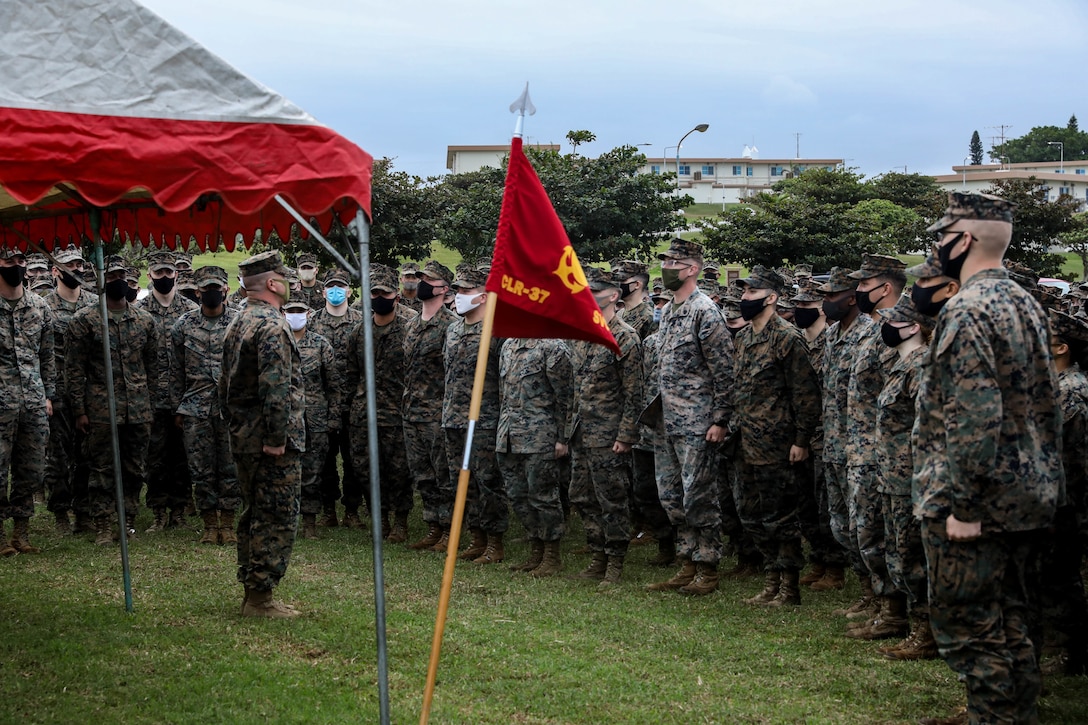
xmin=1 ymin=192 xmax=1085 ymax=723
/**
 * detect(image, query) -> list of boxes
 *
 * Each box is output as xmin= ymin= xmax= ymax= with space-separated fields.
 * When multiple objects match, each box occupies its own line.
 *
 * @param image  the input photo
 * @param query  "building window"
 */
xmin=1060 ymin=186 xmax=1070 ymax=197
xmin=826 ymin=166 xmax=835 ymax=171
xmin=650 ymin=165 xmax=661 ymax=175
xmin=1077 ymin=169 xmax=1086 ymax=175
xmin=746 ymin=166 xmax=753 ymax=177
xmin=678 ymin=165 xmax=691 ymax=176
xmin=702 ymin=165 xmax=715 ymax=176
xmin=732 ymin=165 xmax=742 ymax=175
xmin=1056 ymin=169 xmax=1065 ymax=174
xmin=770 ymin=166 xmax=785 ymax=177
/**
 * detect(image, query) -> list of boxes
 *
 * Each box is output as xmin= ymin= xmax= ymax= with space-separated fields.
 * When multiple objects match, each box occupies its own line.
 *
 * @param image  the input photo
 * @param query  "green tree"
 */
xmin=566 ymin=130 xmax=596 ymax=155
xmin=435 ymin=137 xmax=689 ymax=264
xmin=1060 ymin=213 xmax=1088 ymax=281
xmin=1070 ymin=115 xmax=1079 ymax=132
xmin=983 ymin=177 xmax=1079 ymax=278
xmin=969 ymin=130 xmax=984 ymax=165
xmin=991 ymin=120 xmax=1088 ymax=164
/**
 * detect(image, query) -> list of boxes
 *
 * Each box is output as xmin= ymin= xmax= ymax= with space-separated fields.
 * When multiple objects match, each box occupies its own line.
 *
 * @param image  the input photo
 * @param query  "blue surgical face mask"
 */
xmin=326 ymin=286 xmax=347 ymax=306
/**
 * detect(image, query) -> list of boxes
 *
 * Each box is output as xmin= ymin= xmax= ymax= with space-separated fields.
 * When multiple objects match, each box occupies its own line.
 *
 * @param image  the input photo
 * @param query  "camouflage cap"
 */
xmin=1034 ymin=285 xmax=1061 ymax=311
xmin=147 ymin=251 xmax=176 ymax=272
xmin=323 ymin=267 xmax=351 ymax=286
xmin=791 ymin=282 xmax=824 ymax=303
xmin=173 ymin=252 xmax=193 ymax=270
xmin=104 ymin=255 xmax=127 ymax=273
xmin=400 ymin=262 xmax=421 ymax=276
xmin=906 ymin=255 xmax=945 ymax=280
xmin=26 ymin=253 xmax=49 ymax=271
xmin=296 ymin=252 xmax=318 ymax=267
xmin=927 ymin=191 xmax=1015 ymax=233
xmin=420 ymin=260 xmax=454 ymax=284
xmin=0 ymin=246 xmax=26 ymax=260
xmin=878 ymin=293 xmax=935 ymax=331
xmin=721 ymin=282 xmax=743 ymax=305
xmin=283 ymin=267 xmax=300 ymax=284
xmin=651 ymin=276 xmax=663 ymax=292
xmin=451 ymin=266 xmax=488 ymax=290
xmin=53 ymin=246 xmax=84 ymax=265
xmin=793 ymin=263 xmax=813 ymax=279
xmin=722 ymin=301 xmax=743 ymax=320
xmin=774 ymin=266 xmax=796 ymax=286
xmin=370 ymin=263 xmax=398 ymax=293
xmin=703 ymin=261 xmax=720 ymax=274
xmin=585 ymin=266 xmax=619 ymax=292
xmin=194 ymin=265 xmax=228 ymax=287
xmin=30 ymin=277 xmax=54 ymax=292
xmin=283 ymin=299 xmax=311 ymax=312
xmin=737 ymin=264 xmax=785 ymax=293
xmin=815 ymin=266 xmax=859 ymax=294
xmin=610 ymin=259 xmax=649 ymax=280
xmin=698 ymin=278 xmax=720 ymax=297
xmin=651 ymin=288 xmax=673 ymax=303
xmin=847 ymin=253 xmax=907 ymax=280
xmin=239 ymin=250 xmax=289 ymax=278
xmin=177 ymin=271 xmax=197 ymax=291
xmin=658 ymin=238 xmax=704 ymax=261
xmin=474 ymin=257 xmax=493 ymax=276
xmin=124 ymin=265 xmax=141 ymax=283
xmin=1051 ymin=309 xmax=1088 ymax=343
xmin=776 ymin=296 xmax=796 ymax=310
xmin=1003 ymin=260 xmax=1039 ymax=291
xmin=1070 ymin=284 xmax=1088 ymax=300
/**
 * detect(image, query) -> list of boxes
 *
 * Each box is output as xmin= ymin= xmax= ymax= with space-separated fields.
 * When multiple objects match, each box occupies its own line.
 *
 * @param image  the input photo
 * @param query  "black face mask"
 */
xmin=822 ymin=296 xmax=853 ymax=322
xmin=726 ymin=322 xmax=747 ymax=338
xmin=417 ymin=279 xmax=440 ymax=301
xmin=793 ymin=307 xmax=821 ymax=329
xmin=152 ymin=276 xmax=176 ymax=294
xmin=911 ymin=281 xmax=951 ymax=317
xmin=371 ymin=296 xmax=396 ymax=315
xmin=936 ymin=233 xmax=966 ymax=280
xmin=180 ymin=289 xmax=200 ymax=304
xmin=59 ymin=270 xmax=83 ymax=290
xmin=620 ymin=281 xmax=637 ymax=299
xmin=105 ymin=278 xmax=130 ymax=301
xmin=855 ymin=286 xmax=884 ymax=315
xmin=0 ymin=265 xmax=26 ymax=288
xmin=125 ymin=287 xmax=139 ymax=303
xmin=880 ymin=322 xmax=914 ymax=349
xmin=201 ymin=289 xmax=224 ymax=309
xmin=738 ymin=297 xmax=769 ymax=321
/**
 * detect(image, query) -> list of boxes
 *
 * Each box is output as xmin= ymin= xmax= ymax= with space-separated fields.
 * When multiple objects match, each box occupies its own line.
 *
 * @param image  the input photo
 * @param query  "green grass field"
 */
xmin=2 ymin=507 xmax=1084 ymax=724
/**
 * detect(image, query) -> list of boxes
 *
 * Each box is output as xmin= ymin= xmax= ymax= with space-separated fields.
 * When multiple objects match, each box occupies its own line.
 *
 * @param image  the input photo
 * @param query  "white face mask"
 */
xmin=455 ymin=292 xmax=482 ymax=315
xmin=285 ymin=312 xmax=308 ymax=331
xmin=237 ymin=275 xmax=246 ymax=290
xmin=299 ymin=268 xmax=317 ymax=283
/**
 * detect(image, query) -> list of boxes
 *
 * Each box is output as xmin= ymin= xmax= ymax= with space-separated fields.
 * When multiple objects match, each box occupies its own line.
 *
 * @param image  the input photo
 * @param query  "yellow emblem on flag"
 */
xmin=553 ymin=245 xmax=587 ymax=295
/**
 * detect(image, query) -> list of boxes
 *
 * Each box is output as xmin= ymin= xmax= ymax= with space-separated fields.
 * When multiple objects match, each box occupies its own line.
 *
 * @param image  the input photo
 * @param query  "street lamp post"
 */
xmin=962 ymin=156 xmax=970 ymax=190
xmin=1048 ymin=141 xmax=1064 ymax=173
xmin=675 ymin=123 xmax=710 ymax=191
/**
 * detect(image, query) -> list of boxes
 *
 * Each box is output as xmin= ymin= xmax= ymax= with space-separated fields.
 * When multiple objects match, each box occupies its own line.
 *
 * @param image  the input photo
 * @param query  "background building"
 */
xmin=933 ymin=161 xmax=1088 ymax=207
xmin=640 ymin=156 xmax=844 ymax=205
xmin=446 ymin=144 xmax=562 ymax=174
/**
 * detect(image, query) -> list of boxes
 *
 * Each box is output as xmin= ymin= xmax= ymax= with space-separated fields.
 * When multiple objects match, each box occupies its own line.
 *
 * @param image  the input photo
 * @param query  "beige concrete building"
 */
xmin=933 ymin=160 xmax=1088 ymax=207
xmin=639 ymin=156 xmax=844 ymax=205
xmin=446 ymin=144 xmax=562 ymax=174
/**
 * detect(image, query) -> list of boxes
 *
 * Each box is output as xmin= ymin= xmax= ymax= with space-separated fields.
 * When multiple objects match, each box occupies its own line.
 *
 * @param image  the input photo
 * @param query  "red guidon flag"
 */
xmin=485 ymin=137 xmax=621 ymax=355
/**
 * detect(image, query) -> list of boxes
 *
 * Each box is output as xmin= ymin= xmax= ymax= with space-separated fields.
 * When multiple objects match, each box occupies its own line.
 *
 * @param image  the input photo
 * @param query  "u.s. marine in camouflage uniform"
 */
xmin=632 ymin=327 xmax=676 ymax=567
xmin=914 ymin=193 xmax=1062 ymax=725
xmin=0 ymin=247 xmax=56 ymax=556
xmin=169 ymin=265 xmax=239 ymax=545
xmin=613 ymin=259 xmax=655 ymax=340
xmin=647 ymin=239 xmax=734 ymax=597
xmin=401 ymin=261 xmax=457 ymax=551
xmin=346 ymin=263 xmax=418 ymax=542
xmin=497 ymin=336 xmax=573 ymax=577
xmin=219 ymin=251 xmax=306 ymax=619
xmin=732 ymin=266 xmax=821 ymax=607
xmin=568 ymin=267 xmax=643 ymax=590
xmin=294 ymin=253 xmax=324 ymax=311
xmin=67 ymin=255 xmax=159 ymax=544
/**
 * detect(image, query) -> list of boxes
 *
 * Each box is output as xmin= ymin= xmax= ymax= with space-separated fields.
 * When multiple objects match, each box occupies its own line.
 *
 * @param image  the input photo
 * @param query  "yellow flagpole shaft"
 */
xmin=420 ymin=291 xmax=499 ymax=725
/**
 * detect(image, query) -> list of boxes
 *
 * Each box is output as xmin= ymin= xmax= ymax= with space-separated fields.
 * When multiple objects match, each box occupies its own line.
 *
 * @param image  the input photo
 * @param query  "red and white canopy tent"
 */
xmin=0 ymin=2 xmax=390 ymax=716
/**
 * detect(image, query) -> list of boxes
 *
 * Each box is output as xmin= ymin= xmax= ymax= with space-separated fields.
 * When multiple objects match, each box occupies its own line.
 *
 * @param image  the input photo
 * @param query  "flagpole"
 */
xmin=420 ymin=291 xmax=498 ymax=725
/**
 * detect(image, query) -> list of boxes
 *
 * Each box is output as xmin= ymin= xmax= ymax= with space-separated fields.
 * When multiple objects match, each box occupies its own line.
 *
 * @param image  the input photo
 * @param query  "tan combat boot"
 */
xmin=460 ymin=528 xmax=488 ymax=560
xmin=218 ymin=511 xmax=237 ymax=545
xmin=884 ymin=615 xmax=939 ymax=660
xmin=199 ymin=511 xmax=219 ymax=544
xmin=10 ymin=517 xmax=41 ymax=554
xmin=409 ymin=523 xmax=442 ymax=550
xmin=301 ymin=513 xmax=318 ymax=540
xmin=145 ymin=507 xmax=167 ymax=533
xmin=647 ymin=536 xmax=676 ymax=567
xmin=847 ymin=595 xmax=909 ymax=640
xmin=319 ymin=506 xmax=339 ymax=527
xmin=574 ymin=551 xmax=608 ymax=581
xmin=530 ymin=540 xmax=563 ymax=578
xmin=744 ymin=570 xmax=781 ymax=605
xmin=473 ymin=532 xmax=505 ymax=564
xmin=342 ymin=509 xmax=363 ymax=529
xmin=646 ymin=557 xmax=696 ymax=591
xmin=388 ymin=513 xmax=409 ymax=543
xmin=94 ymin=516 xmax=113 ymax=546
xmin=54 ymin=510 xmax=72 ymax=535
xmin=765 ymin=569 xmax=801 ymax=607
xmin=73 ymin=511 xmax=94 ymax=534
xmin=1 ymin=522 xmax=17 ymax=556
xmin=810 ymin=565 xmax=846 ymax=591
xmin=798 ymin=563 xmax=826 ymax=586
xmin=167 ymin=508 xmax=187 ymax=529
xmin=241 ymin=588 xmax=301 ymax=619
xmin=429 ymin=527 xmax=451 ymax=553
xmin=833 ymin=575 xmax=876 ymax=617
xmin=511 ymin=539 xmax=545 ymax=572
xmin=679 ymin=562 xmax=720 ymax=596
xmin=597 ymin=554 xmax=625 ymax=591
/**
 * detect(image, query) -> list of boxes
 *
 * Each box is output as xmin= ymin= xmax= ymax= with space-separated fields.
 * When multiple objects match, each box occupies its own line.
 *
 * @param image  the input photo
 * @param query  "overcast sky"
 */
xmin=140 ymin=0 xmax=1087 ymax=180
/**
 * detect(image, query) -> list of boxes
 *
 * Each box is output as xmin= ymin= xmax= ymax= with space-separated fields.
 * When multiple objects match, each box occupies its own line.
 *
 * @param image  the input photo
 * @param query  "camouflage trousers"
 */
xmin=656 ymin=433 xmax=722 ymax=566
xmin=322 ymin=411 xmax=362 ymax=512
xmin=824 ymin=461 xmax=865 ymax=576
xmin=570 ymin=439 xmax=631 ymax=558
xmin=350 ymin=422 xmax=413 ymax=517
xmin=0 ymin=406 xmax=49 ymax=519
xmin=1038 ymin=506 xmax=1088 ymax=665
xmin=923 ymin=519 xmax=1043 ymax=725
xmin=848 ymin=464 xmax=890 ymax=596
xmin=181 ymin=414 xmax=240 ymax=513
xmin=719 ymin=451 xmax=759 ymax=561
xmin=84 ymin=422 xmax=151 ymax=519
xmin=498 ymin=450 xmax=565 ymax=543
xmin=632 ymin=447 xmax=672 ymax=541
xmin=299 ymin=428 xmax=329 ymax=516
xmin=444 ymin=427 xmax=508 ymax=534
xmin=733 ymin=457 xmax=804 ymax=572
xmin=883 ymin=492 xmax=928 ymax=617
xmin=404 ymin=419 xmax=451 ymax=525
xmin=146 ymin=410 xmax=191 ymax=511
xmin=234 ymin=447 xmax=301 ymax=592
xmin=797 ymin=452 xmax=848 ymax=567
xmin=43 ymin=401 xmax=91 ymax=516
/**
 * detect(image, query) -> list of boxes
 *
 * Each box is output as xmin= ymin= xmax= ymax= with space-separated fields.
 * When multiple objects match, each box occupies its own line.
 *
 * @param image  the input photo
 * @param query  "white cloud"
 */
xmin=760 ymin=76 xmax=817 ymax=106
